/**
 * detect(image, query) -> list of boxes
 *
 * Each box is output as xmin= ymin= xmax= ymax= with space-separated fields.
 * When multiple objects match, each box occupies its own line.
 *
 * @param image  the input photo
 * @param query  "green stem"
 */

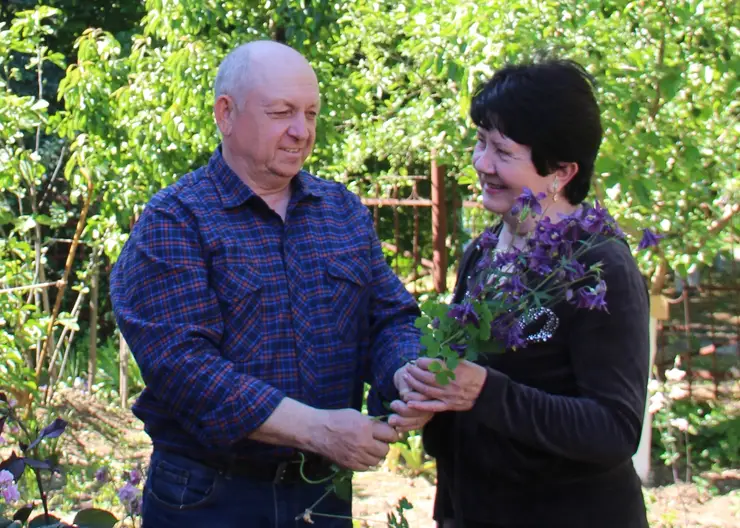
xmin=297 ymin=452 xmax=339 ymax=485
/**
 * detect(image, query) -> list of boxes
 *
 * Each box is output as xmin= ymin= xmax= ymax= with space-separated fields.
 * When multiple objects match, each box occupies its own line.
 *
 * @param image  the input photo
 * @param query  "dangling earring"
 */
xmin=551 ymin=179 xmax=560 ymax=202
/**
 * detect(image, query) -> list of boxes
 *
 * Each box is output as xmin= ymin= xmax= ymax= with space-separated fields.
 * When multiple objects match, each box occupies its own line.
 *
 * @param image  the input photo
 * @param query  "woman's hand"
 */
xmin=402 ymin=358 xmax=488 ymax=413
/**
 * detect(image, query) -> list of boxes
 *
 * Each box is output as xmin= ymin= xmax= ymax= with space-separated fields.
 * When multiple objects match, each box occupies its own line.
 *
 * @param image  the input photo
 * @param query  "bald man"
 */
xmin=110 ymin=41 xmax=432 ymax=527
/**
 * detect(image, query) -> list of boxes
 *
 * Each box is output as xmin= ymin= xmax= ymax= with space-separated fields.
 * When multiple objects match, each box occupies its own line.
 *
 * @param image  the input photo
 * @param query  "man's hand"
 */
xmin=387 ymin=363 xmax=434 ymax=432
xmin=402 ymin=358 xmax=488 ymax=413
xmin=309 ymin=408 xmax=399 ymax=471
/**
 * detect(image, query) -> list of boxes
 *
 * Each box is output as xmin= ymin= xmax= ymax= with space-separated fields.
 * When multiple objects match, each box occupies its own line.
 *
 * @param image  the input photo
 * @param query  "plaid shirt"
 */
xmin=110 ymin=148 xmax=420 ymax=461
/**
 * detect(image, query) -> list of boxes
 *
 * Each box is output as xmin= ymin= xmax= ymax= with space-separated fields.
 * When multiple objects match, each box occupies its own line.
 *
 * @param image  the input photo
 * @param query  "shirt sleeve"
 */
xmin=359 ymin=204 xmax=421 ymax=409
xmin=469 ymin=240 xmax=650 ymax=465
xmin=110 ymin=202 xmax=285 ymax=448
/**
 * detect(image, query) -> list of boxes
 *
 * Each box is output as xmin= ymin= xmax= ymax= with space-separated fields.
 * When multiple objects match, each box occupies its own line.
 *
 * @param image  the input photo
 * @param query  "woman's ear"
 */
xmin=553 ymin=161 xmax=579 ymax=191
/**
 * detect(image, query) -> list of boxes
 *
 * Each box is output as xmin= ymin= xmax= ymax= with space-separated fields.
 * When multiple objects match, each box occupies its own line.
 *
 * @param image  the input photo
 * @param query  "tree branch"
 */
xmin=0 ymin=280 xmax=64 ymax=296
xmin=35 ymin=168 xmax=94 ymax=383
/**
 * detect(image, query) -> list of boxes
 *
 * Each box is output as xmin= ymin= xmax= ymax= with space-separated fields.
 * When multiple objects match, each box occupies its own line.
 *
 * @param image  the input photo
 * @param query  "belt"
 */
xmin=160 ymin=448 xmax=337 ymax=485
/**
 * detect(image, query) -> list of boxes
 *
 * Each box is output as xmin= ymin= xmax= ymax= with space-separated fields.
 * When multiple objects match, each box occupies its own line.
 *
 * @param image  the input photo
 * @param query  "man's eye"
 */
xmin=271 ymin=110 xmax=291 ymax=117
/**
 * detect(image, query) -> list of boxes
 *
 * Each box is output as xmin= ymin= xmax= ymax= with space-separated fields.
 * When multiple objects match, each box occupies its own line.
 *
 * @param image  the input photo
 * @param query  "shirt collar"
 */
xmin=208 ymin=146 xmax=324 ymax=209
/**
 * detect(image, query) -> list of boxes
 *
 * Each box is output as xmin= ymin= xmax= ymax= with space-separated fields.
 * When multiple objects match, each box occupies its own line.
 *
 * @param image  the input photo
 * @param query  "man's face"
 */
xmin=227 ymin=68 xmax=320 ymax=182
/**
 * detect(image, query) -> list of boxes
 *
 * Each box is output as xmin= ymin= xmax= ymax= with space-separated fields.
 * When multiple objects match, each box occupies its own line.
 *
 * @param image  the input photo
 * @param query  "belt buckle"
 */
xmin=272 ymin=461 xmax=289 ymax=484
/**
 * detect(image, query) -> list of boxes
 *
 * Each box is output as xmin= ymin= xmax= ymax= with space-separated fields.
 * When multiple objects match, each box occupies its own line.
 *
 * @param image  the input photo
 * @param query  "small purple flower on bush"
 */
xmin=117 ymin=481 xmax=140 ymax=505
xmin=128 ymin=468 xmax=142 ymax=486
xmin=0 ymin=469 xmax=20 ymax=504
xmin=94 ymin=467 xmax=109 ymax=484
xmin=637 ymin=228 xmax=663 ymax=250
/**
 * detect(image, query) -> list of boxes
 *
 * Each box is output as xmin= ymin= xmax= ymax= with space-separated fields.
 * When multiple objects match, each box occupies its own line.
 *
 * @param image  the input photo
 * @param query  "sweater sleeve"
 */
xmin=469 ymin=240 xmax=650 ymax=465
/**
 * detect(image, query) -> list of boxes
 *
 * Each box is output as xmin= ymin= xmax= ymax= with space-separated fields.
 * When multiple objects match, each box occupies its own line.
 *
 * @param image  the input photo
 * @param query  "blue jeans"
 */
xmin=142 ymin=449 xmax=352 ymax=528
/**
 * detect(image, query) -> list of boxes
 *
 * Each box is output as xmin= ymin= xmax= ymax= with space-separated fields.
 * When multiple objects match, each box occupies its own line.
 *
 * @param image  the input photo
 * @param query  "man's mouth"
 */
xmin=281 ymin=148 xmax=301 ymax=154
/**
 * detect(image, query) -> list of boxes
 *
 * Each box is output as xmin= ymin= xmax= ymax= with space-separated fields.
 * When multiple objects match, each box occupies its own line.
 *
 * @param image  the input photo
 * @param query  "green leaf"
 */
xmin=413 ymin=316 xmax=430 ymax=329
xmin=446 ymin=355 xmax=459 ymax=371
xmin=34 ymin=215 xmax=54 ymax=226
xmin=435 ymin=371 xmax=454 ymax=386
xmin=13 ymin=506 xmax=34 ymax=524
xmin=28 ymin=515 xmax=61 ymax=528
xmin=73 ymin=508 xmax=118 ymax=528
xmin=632 ymin=179 xmax=651 ymax=207
xmin=420 ymin=335 xmax=439 ymax=357
xmin=428 ymin=361 xmax=442 ymax=373
xmin=332 ymin=474 xmax=352 ymax=502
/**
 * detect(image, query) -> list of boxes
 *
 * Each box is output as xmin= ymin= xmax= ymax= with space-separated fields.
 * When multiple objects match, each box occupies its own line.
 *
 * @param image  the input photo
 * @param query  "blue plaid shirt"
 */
xmin=110 ymin=148 xmax=420 ymax=461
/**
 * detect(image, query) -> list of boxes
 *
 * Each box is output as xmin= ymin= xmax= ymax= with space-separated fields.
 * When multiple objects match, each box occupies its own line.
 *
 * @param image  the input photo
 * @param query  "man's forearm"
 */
xmin=249 ymin=397 xmax=327 ymax=453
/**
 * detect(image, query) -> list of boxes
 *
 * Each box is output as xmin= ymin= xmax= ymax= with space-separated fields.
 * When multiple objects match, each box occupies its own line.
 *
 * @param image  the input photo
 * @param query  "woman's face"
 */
xmin=472 ymin=128 xmax=555 ymax=217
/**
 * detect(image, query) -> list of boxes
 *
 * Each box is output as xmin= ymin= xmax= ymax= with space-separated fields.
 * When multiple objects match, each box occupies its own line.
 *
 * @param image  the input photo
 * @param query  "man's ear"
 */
xmin=214 ymin=95 xmax=237 ymax=136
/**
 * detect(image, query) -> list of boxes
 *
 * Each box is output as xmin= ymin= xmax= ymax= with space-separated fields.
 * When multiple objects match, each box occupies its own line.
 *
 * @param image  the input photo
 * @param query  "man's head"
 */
xmin=214 ymin=41 xmax=320 ymax=191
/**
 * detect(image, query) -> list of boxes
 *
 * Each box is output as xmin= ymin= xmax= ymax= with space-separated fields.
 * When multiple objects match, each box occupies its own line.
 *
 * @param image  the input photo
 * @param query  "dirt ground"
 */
xmin=35 ymin=388 xmax=738 ymax=527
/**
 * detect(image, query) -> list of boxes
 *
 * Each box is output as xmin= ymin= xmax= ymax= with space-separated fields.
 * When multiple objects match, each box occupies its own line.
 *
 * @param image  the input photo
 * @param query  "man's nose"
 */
xmin=287 ymin=115 xmax=309 ymax=140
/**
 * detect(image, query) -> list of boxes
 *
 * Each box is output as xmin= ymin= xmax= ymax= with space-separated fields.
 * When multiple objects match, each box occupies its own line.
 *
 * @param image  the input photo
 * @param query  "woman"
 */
xmin=403 ymin=60 xmax=650 ymax=527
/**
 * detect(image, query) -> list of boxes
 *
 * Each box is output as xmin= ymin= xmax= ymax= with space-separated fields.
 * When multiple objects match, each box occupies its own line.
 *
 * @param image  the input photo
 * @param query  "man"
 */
xmin=110 ymin=41 xmax=431 ymax=527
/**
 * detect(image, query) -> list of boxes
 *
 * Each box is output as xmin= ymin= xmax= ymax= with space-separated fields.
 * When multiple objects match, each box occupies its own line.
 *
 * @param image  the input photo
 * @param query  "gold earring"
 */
xmin=551 ymin=180 xmax=559 ymax=201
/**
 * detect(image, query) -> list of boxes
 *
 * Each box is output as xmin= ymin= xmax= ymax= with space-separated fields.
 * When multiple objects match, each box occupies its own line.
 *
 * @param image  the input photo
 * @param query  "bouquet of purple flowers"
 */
xmin=415 ymin=188 xmax=660 ymax=384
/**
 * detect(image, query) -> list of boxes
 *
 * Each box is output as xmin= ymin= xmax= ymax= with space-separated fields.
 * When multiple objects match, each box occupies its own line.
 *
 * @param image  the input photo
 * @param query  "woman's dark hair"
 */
xmin=470 ymin=59 xmax=602 ymax=205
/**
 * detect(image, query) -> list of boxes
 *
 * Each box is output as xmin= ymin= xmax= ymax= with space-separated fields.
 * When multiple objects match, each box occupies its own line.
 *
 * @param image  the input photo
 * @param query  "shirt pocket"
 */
xmin=326 ymin=252 xmax=371 ymax=342
xmin=210 ymin=261 xmax=263 ymax=363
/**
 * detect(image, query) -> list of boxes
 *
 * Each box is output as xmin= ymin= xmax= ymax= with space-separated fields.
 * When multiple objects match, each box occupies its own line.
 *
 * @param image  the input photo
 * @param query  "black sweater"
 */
xmin=423 ymin=233 xmax=651 ymax=527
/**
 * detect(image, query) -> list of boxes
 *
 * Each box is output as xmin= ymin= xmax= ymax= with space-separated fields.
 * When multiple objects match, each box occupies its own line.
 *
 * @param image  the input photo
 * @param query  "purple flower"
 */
xmin=449 ymin=343 xmax=467 ymax=357
xmin=506 ymin=324 xmax=527 ymax=350
xmin=565 ymin=260 xmax=586 ymax=282
xmin=448 ymin=303 xmax=480 ymax=328
xmin=128 ymin=469 xmax=142 ymax=486
xmin=474 ymin=252 xmax=493 ymax=272
xmin=117 ymin=482 xmax=140 ymax=504
xmin=579 ymin=202 xmax=609 ymax=234
xmin=490 ymin=314 xmax=514 ymax=343
xmin=493 ymin=250 xmax=520 ymax=270
xmin=514 ymin=187 xmax=546 ymax=216
xmin=0 ymin=470 xmax=19 ymax=504
xmin=527 ymin=246 xmax=554 ymax=275
xmin=637 ymin=228 xmax=663 ymax=250
xmin=1 ymin=482 xmax=20 ymax=503
xmin=469 ymin=282 xmax=484 ymax=299
xmin=478 ymin=228 xmax=499 ymax=250
xmin=431 ymin=317 xmax=441 ymax=329
xmin=94 ymin=467 xmax=109 ymax=484
xmin=576 ymin=281 xmax=608 ymax=311
xmin=128 ymin=496 xmax=142 ymax=516
xmin=501 ymin=275 xmax=527 ymax=298
xmin=0 ymin=435 xmax=6 ymax=445
xmin=0 ymin=470 xmax=13 ymax=486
